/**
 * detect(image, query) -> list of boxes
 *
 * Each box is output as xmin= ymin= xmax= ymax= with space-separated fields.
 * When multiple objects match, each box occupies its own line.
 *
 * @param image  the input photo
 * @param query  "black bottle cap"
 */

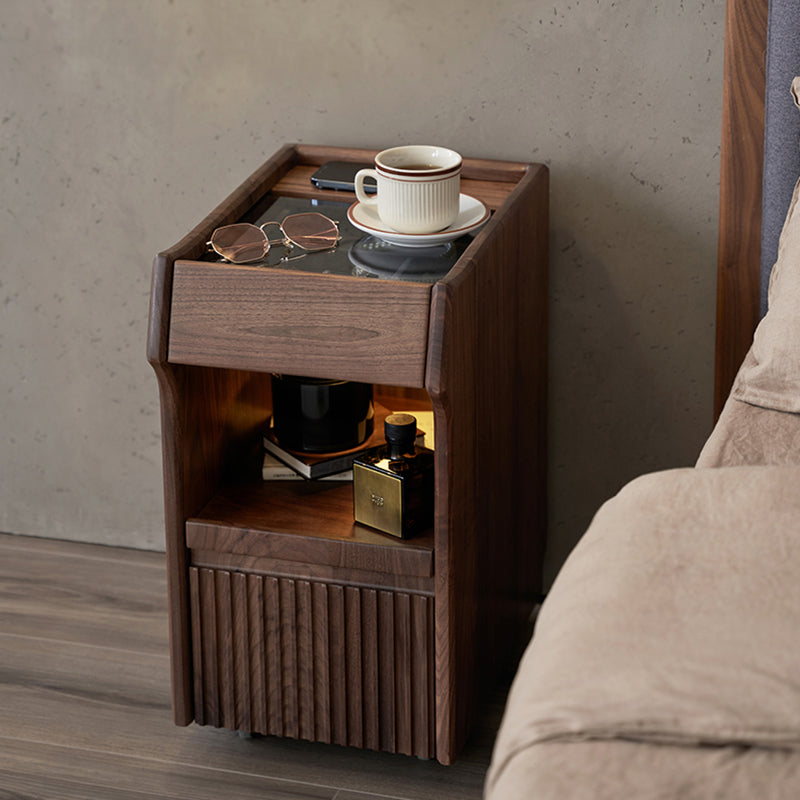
xmin=385 ymin=413 xmax=417 ymax=451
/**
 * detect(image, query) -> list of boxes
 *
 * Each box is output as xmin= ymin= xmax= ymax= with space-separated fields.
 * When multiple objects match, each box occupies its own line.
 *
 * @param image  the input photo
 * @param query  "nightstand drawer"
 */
xmin=188 ymin=566 xmax=435 ymax=756
xmin=168 ymin=261 xmax=432 ymax=386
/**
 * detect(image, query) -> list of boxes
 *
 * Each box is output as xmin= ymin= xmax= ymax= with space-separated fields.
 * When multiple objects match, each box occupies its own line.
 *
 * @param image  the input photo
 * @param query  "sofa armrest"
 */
xmin=488 ymin=465 xmax=800 ymax=794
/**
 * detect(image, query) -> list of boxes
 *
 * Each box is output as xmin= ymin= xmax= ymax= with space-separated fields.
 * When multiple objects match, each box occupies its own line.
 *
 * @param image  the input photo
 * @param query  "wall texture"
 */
xmin=1 ymin=0 xmax=725 ymax=585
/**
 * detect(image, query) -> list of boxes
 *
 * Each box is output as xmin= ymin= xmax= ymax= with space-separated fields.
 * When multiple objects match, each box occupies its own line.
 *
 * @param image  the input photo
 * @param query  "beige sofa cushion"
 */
xmin=487 ymin=466 xmax=800 ymax=796
xmin=732 ymin=78 xmax=800 ymax=412
xmin=696 ymin=395 xmax=800 ymax=466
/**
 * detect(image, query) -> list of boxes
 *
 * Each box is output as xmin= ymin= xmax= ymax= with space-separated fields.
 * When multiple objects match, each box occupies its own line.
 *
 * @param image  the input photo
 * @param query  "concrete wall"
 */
xmin=1 ymin=0 xmax=725 ymax=585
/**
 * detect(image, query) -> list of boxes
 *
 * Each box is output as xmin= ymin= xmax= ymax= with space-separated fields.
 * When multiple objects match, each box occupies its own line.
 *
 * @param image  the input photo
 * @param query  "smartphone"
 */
xmin=310 ymin=161 xmax=377 ymax=193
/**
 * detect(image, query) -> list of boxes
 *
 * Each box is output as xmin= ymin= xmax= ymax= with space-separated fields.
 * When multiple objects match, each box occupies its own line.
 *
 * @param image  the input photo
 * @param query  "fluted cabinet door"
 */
xmin=188 ymin=567 xmax=436 ymax=758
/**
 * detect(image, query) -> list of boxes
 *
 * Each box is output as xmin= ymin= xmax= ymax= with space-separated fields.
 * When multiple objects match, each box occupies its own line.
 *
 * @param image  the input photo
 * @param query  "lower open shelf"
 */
xmin=186 ymin=481 xmax=435 ymax=590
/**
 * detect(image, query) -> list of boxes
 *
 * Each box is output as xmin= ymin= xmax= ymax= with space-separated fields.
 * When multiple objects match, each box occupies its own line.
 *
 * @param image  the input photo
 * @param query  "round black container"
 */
xmin=271 ymin=375 xmax=374 ymax=453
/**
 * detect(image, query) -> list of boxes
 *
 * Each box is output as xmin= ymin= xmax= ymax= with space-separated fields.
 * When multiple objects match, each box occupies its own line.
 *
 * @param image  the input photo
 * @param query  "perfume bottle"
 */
xmin=352 ymin=413 xmax=435 ymax=538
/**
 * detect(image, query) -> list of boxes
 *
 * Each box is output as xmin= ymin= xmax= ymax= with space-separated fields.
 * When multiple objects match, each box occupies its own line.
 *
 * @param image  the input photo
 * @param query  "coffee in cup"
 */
xmin=354 ymin=145 xmax=462 ymax=234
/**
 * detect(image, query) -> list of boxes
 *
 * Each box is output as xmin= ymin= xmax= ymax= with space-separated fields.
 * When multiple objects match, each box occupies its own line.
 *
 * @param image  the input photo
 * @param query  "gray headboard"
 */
xmin=761 ymin=0 xmax=800 ymax=315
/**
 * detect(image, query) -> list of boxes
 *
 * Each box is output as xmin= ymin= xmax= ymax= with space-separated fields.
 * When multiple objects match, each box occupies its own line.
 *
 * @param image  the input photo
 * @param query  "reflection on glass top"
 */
xmin=202 ymin=194 xmax=483 ymax=284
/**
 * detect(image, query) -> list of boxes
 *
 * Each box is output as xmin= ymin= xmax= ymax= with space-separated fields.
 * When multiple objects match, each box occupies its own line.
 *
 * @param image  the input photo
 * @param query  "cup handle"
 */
xmin=354 ymin=169 xmax=379 ymax=205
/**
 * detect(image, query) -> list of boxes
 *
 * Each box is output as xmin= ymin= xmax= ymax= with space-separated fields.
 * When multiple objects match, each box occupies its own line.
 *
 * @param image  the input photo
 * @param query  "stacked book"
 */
xmin=263 ymin=405 xmax=433 ymax=481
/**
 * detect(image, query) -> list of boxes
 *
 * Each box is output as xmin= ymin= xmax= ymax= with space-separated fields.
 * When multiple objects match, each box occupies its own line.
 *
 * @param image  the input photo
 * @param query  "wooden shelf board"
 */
xmin=186 ymin=481 xmax=434 ymax=578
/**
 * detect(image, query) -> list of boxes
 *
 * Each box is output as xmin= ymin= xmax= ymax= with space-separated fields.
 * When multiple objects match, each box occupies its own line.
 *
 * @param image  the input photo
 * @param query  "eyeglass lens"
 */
xmin=210 ymin=224 xmax=268 ymax=264
xmin=281 ymin=213 xmax=340 ymax=251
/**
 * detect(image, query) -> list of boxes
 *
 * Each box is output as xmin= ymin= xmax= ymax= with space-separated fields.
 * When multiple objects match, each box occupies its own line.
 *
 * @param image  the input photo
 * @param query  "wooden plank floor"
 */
xmin=0 ymin=532 xmax=506 ymax=799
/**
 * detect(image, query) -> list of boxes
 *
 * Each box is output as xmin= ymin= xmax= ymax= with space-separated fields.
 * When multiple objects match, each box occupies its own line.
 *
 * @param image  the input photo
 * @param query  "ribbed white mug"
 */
xmin=354 ymin=145 xmax=462 ymax=234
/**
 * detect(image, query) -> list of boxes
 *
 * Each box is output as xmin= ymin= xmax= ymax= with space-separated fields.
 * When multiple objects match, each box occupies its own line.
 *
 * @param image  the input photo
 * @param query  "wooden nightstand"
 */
xmin=147 ymin=144 xmax=548 ymax=764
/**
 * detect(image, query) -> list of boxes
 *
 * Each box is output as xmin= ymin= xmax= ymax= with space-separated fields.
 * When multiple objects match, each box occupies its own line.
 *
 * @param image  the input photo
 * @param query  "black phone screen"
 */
xmin=310 ymin=161 xmax=377 ymax=193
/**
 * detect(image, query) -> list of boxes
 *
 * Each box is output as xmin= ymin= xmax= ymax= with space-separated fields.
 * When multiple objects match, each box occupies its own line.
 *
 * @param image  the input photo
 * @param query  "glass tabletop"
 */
xmin=204 ymin=194 xmax=483 ymax=285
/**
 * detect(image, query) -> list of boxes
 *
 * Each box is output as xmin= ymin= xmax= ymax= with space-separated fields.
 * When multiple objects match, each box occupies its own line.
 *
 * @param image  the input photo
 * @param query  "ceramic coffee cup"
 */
xmin=354 ymin=145 xmax=462 ymax=234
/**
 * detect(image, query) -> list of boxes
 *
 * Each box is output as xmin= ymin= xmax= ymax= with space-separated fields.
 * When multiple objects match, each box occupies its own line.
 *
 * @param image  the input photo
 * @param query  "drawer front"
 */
xmin=189 ymin=567 xmax=436 ymax=758
xmin=168 ymin=262 xmax=432 ymax=386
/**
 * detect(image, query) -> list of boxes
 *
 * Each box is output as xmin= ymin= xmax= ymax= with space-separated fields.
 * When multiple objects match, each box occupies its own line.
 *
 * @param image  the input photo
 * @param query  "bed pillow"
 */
xmin=731 ymin=78 xmax=800 ymax=412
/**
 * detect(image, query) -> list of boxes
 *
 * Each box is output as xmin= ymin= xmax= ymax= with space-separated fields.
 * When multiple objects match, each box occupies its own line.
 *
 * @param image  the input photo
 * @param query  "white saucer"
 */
xmin=347 ymin=194 xmax=489 ymax=247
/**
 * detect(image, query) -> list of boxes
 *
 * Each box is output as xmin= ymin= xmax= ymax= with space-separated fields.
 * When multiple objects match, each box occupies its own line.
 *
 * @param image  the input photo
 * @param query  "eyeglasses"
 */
xmin=208 ymin=212 xmax=341 ymax=264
